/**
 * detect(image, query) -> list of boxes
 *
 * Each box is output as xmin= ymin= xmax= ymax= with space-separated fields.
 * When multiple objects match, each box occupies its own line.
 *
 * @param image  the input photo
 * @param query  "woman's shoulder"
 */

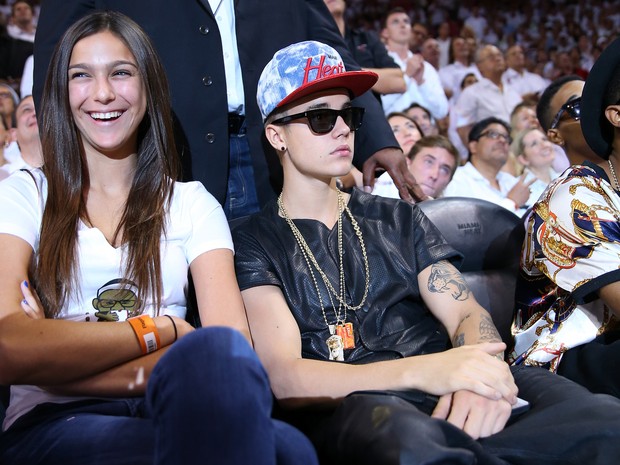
xmin=0 ymin=168 xmax=47 ymax=199
xmin=170 ymin=180 xmax=219 ymax=209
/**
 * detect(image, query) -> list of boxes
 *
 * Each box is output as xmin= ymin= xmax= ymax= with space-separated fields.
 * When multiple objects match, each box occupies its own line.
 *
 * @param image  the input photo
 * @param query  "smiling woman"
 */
xmin=67 ymin=31 xmax=146 ymax=163
xmin=0 ymin=11 xmax=317 ymax=465
xmin=510 ymin=127 xmax=560 ymax=207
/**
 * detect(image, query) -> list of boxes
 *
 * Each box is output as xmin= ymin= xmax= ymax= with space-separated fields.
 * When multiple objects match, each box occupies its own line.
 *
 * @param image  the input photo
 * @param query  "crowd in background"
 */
xmin=346 ymin=0 xmax=619 ymax=79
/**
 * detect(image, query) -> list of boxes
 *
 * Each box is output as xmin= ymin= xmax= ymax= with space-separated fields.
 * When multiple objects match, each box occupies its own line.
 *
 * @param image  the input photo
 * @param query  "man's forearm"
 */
xmin=452 ymin=309 xmax=502 ymax=348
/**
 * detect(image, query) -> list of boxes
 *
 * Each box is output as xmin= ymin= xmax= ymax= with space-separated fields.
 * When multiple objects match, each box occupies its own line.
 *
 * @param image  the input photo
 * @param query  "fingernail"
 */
xmin=23 ymin=280 xmax=28 ymax=288
xmin=363 ymin=185 xmax=372 ymax=193
xmin=22 ymin=299 xmax=27 ymax=304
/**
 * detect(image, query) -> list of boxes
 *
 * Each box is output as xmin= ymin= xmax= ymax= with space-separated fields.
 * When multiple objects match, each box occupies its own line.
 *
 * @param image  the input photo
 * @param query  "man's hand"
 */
xmin=406 ymin=54 xmax=425 ymax=84
xmin=417 ymin=342 xmax=518 ymax=404
xmin=362 ymin=147 xmax=428 ymax=202
xmin=431 ymin=390 xmax=512 ymax=439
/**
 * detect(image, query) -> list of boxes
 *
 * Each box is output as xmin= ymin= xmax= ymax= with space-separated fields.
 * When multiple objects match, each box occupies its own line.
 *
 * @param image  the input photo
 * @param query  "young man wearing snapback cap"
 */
xmin=232 ymin=40 xmax=620 ymax=465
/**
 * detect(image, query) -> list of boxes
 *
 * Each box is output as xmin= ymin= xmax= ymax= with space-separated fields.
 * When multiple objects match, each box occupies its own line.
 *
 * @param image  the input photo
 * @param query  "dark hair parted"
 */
xmin=387 ymin=111 xmax=423 ymax=134
xmin=468 ymin=117 xmax=511 ymax=143
xmin=36 ymin=11 xmax=180 ymax=317
xmin=536 ymin=74 xmax=583 ymax=132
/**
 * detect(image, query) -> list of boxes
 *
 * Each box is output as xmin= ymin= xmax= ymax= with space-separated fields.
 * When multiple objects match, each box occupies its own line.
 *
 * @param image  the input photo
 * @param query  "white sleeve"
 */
xmin=20 ymin=55 xmax=34 ymax=98
xmin=417 ymin=63 xmax=449 ymax=119
xmin=0 ymin=170 xmax=43 ymax=251
xmin=175 ymin=181 xmax=234 ymax=264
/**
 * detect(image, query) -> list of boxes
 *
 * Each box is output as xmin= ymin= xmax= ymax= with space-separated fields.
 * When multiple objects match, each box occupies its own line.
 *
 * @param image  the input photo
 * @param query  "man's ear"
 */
xmin=264 ymin=123 xmax=286 ymax=152
xmin=467 ymin=140 xmax=478 ymax=158
xmin=604 ymin=105 xmax=620 ymax=129
xmin=547 ymin=128 xmax=564 ymax=146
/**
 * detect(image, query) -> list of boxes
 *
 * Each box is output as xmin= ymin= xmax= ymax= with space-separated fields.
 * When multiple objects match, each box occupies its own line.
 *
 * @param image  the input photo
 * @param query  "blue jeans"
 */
xmin=224 ymin=128 xmax=260 ymax=220
xmin=0 ymin=328 xmax=318 ymax=465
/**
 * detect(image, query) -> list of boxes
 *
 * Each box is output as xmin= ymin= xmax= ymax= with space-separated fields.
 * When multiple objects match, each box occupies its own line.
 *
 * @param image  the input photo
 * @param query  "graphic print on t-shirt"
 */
xmin=91 ymin=278 xmax=139 ymax=322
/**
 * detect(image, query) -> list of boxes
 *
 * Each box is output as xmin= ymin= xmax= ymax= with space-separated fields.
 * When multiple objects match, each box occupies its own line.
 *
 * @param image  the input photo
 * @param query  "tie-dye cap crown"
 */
xmin=257 ymin=40 xmax=377 ymax=121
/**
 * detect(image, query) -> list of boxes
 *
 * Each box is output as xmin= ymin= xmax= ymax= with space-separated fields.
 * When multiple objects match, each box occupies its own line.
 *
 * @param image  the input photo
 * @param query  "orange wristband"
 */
xmin=127 ymin=315 xmax=161 ymax=354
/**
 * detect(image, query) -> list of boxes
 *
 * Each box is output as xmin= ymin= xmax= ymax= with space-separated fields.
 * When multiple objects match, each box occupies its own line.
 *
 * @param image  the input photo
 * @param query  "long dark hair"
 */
xmin=36 ymin=11 xmax=180 ymax=317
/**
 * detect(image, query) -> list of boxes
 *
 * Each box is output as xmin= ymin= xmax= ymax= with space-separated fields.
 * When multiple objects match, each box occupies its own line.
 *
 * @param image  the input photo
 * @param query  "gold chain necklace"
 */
xmin=609 ymin=159 xmax=620 ymax=191
xmin=278 ymin=189 xmax=370 ymax=360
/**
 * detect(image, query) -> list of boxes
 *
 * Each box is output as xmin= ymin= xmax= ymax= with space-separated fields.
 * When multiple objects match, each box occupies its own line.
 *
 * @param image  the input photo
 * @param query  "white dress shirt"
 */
xmin=502 ymin=68 xmax=549 ymax=99
xmin=442 ymin=161 xmax=525 ymax=215
xmin=381 ymin=50 xmax=448 ymax=119
xmin=208 ymin=0 xmax=245 ymax=114
xmin=454 ymin=78 xmax=522 ymax=129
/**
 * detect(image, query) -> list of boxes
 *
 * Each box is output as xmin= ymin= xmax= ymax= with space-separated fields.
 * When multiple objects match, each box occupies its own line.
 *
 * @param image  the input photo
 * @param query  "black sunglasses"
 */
xmin=550 ymin=97 xmax=581 ymax=129
xmin=271 ymin=107 xmax=365 ymax=134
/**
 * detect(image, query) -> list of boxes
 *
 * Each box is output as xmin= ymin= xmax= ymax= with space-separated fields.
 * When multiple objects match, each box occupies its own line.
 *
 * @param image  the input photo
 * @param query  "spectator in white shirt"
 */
xmin=7 ymin=1 xmax=36 ymax=43
xmin=453 ymin=45 xmax=522 ymax=146
xmin=6 ymin=95 xmax=42 ymax=172
xmin=442 ymin=117 xmax=534 ymax=216
xmin=438 ymin=36 xmax=480 ymax=101
xmin=436 ymin=21 xmax=451 ymax=69
xmin=502 ymin=45 xmax=549 ymax=105
xmin=380 ymin=8 xmax=448 ymax=119
xmin=463 ymin=6 xmax=487 ymax=40
xmin=421 ymin=38 xmax=441 ymax=70
xmin=373 ymin=125 xmax=457 ymax=200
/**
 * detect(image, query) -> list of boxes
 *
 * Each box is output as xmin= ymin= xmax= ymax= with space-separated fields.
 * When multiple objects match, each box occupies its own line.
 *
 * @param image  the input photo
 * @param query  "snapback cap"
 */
xmin=257 ymin=40 xmax=377 ymax=121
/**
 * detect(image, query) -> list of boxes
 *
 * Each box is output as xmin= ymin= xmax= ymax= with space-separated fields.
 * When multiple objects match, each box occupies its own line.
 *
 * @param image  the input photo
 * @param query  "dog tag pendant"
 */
xmin=336 ymin=322 xmax=355 ymax=349
xmin=327 ymin=334 xmax=345 ymax=361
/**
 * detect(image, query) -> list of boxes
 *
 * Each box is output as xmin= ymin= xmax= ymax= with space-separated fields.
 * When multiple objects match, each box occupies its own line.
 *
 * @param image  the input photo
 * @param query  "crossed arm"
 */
xmin=0 ymin=232 xmax=247 ymax=397
xmin=241 ymin=259 xmax=517 ymax=439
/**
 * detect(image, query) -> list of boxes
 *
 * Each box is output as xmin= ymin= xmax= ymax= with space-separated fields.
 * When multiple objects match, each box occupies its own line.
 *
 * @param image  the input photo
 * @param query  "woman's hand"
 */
xmin=20 ymin=280 xmax=45 ymax=319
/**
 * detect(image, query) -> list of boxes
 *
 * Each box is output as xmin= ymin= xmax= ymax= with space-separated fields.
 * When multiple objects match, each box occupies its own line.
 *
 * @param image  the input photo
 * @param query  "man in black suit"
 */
xmin=33 ymin=0 xmax=424 ymax=219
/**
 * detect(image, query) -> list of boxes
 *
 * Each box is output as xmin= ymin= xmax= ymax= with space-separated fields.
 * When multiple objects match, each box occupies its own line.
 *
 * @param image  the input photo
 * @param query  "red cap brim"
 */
xmin=274 ymin=70 xmax=378 ymax=112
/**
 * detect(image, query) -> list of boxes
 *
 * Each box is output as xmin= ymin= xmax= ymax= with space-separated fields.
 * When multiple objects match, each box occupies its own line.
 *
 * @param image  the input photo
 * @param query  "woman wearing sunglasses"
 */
xmin=511 ymin=37 xmax=620 ymax=398
xmin=231 ymin=40 xmax=620 ymax=465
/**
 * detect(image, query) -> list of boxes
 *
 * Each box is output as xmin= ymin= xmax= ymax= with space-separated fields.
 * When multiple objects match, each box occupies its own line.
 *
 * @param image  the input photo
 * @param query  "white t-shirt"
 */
xmin=0 ymin=169 xmax=233 ymax=430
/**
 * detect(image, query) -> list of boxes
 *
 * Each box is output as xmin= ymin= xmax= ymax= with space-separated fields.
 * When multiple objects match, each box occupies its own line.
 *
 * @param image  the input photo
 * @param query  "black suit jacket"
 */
xmin=33 ymin=0 xmax=399 ymax=206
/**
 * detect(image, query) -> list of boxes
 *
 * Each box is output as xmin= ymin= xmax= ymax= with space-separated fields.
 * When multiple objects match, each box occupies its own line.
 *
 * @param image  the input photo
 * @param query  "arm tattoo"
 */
xmin=479 ymin=313 xmax=502 ymax=343
xmin=453 ymin=332 xmax=465 ymax=347
xmin=427 ymin=261 xmax=471 ymax=301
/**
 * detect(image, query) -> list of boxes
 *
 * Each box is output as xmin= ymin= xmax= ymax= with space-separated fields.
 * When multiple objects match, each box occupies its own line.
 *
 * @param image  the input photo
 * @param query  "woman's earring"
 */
xmin=281 ymin=146 xmax=286 ymax=151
